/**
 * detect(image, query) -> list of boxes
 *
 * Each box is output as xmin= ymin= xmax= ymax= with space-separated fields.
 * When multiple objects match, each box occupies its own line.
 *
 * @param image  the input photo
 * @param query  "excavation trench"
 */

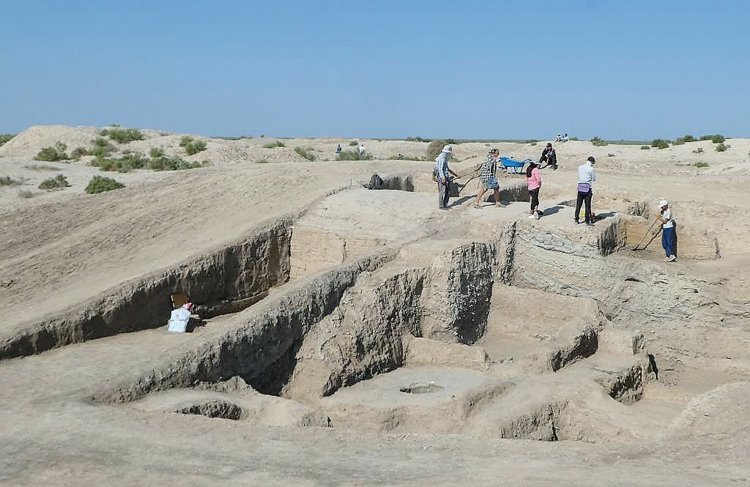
xmin=0 ymin=215 xmax=298 ymax=360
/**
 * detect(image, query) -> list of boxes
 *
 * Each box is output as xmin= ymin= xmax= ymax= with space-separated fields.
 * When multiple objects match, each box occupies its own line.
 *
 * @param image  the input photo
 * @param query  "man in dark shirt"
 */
xmin=539 ymin=143 xmax=558 ymax=170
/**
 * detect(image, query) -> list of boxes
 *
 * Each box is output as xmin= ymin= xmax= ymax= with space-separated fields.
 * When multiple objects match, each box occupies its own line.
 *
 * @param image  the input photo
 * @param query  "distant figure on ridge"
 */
xmin=434 ymin=145 xmax=460 ymax=210
xmin=659 ymin=199 xmax=677 ymax=262
xmin=539 ymin=143 xmax=558 ymax=170
xmin=358 ymin=144 xmax=366 ymax=158
xmin=473 ymin=148 xmax=501 ymax=209
xmin=336 ymin=144 xmax=342 ymax=154
xmin=526 ymin=160 xmax=542 ymax=220
xmin=575 ymin=156 xmax=597 ymax=226
xmin=555 ymin=134 xmax=562 ymax=142
xmin=563 ymin=133 xmax=569 ymax=142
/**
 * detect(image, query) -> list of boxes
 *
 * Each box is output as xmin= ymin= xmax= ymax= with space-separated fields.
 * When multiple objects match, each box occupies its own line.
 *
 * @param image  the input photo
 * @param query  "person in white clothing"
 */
xmin=575 ymin=156 xmax=597 ymax=225
xmin=358 ymin=144 xmax=366 ymax=157
xmin=167 ymin=303 xmax=194 ymax=333
xmin=659 ymin=199 xmax=677 ymax=261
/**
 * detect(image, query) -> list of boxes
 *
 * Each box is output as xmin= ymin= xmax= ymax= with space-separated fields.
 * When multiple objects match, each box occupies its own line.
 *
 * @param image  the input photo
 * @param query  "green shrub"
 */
xmin=406 ymin=136 xmax=431 ymax=142
xmin=92 ymin=153 xmax=149 ymax=172
xmin=148 ymin=156 xmax=204 ymax=171
xmin=71 ymin=147 xmax=89 ymax=159
xmin=640 ymin=145 xmax=650 ymax=150
xmin=348 ymin=140 xmax=358 ymax=146
xmin=149 ymin=147 xmax=165 ymax=158
xmin=692 ymin=147 xmax=704 ymax=154
xmin=263 ymin=140 xmax=286 ymax=149
xmin=294 ymin=146 xmax=316 ymax=161
xmin=715 ymin=143 xmax=727 ymax=152
xmin=389 ymin=154 xmax=423 ymax=161
xmin=692 ymin=162 xmax=709 ymax=168
xmin=337 ymin=150 xmax=373 ymax=161
xmin=255 ymin=158 xmax=269 ymax=164
xmin=675 ymin=135 xmax=696 ymax=144
xmin=699 ymin=134 xmax=726 ymax=144
xmin=590 ymin=137 xmax=608 ymax=147
xmin=651 ymin=139 xmax=670 ymax=149
xmin=38 ymin=174 xmax=70 ymax=190
xmin=0 ymin=176 xmax=22 ymax=186
xmin=0 ymin=134 xmax=14 ymax=147
xmin=89 ymin=137 xmax=116 ymax=158
xmin=180 ymin=136 xmax=208 ymax=155
xmin=100 ymin=127 xmax=144 ymax=144
xmin=24 ymin=164 xmax=61 ymax=171
xmin=35 ymin=142 xmax=69 ymax=161
xmin=85 ymin=175 xmax=125 ymax=194
xmin=185 ymin=140 xmax=207 ymax=155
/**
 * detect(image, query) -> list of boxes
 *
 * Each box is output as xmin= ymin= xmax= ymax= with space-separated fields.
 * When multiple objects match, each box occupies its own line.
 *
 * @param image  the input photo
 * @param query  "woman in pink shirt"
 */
xmin=526 ymin=161 xmax=542 ymax=220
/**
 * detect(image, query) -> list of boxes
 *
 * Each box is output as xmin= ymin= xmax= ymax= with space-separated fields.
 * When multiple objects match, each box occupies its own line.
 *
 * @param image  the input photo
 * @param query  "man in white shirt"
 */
xmin=575 ymin=156 xmax=597 ymax=225
xmin=659 ymin=199 xmax=677 ymax=262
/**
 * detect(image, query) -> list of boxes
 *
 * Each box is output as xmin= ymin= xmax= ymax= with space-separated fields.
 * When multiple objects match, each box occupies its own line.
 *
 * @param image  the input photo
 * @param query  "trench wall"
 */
xmin=0 ymin=217 xmax=295 ymax=360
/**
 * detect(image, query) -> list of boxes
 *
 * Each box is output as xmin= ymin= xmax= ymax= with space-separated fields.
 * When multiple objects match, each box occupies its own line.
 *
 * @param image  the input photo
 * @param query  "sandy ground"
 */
xmin=1 ymin=126 xmax=750 ymax=485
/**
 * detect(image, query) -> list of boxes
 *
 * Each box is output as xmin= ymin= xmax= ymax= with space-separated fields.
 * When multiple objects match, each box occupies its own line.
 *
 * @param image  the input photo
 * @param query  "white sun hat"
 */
xmin=442 ymin=145 xmax=452 ymax=153
xmin=659 ymin=199 xmax=668 ymax=208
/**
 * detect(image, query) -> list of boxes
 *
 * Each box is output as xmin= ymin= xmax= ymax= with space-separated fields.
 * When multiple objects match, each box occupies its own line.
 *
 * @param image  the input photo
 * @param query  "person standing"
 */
xmin=539 ymin=143 xmax=558 ymax=170
xmin=575 ymin=156 xmax=596 ymax=226
xmin=336 ymin=144 xmax=342 ymax=154
xmin=659 ymin=199 xmax=677 ymax=262
xmin=358 ymin=144 xmax=366 ymax=157
xmin=474 ymin=149 xmax=501 ymax=208
xmin=526 ymin=160 xmax=542 ymax=219
xmin=435 ymin=145 xmax=460 ymax=210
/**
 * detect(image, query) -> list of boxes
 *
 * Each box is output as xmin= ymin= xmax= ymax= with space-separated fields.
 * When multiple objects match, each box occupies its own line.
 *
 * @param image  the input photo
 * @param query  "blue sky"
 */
xmin=1 ymin=0 xmax=748 ymax=139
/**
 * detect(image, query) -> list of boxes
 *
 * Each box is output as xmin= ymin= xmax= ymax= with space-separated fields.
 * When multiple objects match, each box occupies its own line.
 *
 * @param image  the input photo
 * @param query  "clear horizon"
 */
xmin=1 ymin=0 xmax=748 ymax=140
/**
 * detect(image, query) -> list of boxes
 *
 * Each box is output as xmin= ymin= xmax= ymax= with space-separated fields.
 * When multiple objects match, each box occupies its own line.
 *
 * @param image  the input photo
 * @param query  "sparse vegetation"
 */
xmin=100 ymin=127 xmax=144 ymax=144
xmin=700 ymin=134 xmax=726 ymax=144
xmin=38 ymin=174 xmax=70 ymax=190
xmin=349 ymin=140 xmax=358 ymax=146
xmin=674 ymin=135 xmax=696 ymax=145
xmin=179 ymin=136 xmax=208 ymax=155
xmin=651 ymin=139 xmax=670 ymax=150
xmin=693 ymin=147 xmax=704 ymax=154
xmin=0 ymin=176 xmax=22 ymax=186
xmin=406 ymin=137 xmax=431 ymax=142
xmin=255 ymin=159 xmax=269 ymax=164
xmin=528 ymin=140 xmax=538 ymax=146
xmin=0 ymin=134 xmax=14 ymax=147
xmin=34 ymin=142 xmax=69 ymax=162
xmin=89 ymin=137 xmax=116 ymax=158
xmin=149 ymin=156 xmax=206 ymax=171
xmin=590 ymin=137 xmax=608 ymax=147
xmin=91 ymin=152 xmax=205 ymax=172
xmin=692 ymin=162 xmax=709 ymax=168
xmin=85 ymin=175 xmax=125 ymax=194
xmin=294 ymin=147 xmax=316 ymax=161
xmin=715 ymin=143 xmax=727 ymax=152
xmin=263 ymin=140 xmax=286 ymax=149
xmin=640 ymin=145 xmax=650 ymax=150
xmin=149 ymin=147 xmax=165 ymax=158
xmin=337 ymin=150 xmax=373 ymax=161
xmin=71 ymin=147 xmax=89 ymax=159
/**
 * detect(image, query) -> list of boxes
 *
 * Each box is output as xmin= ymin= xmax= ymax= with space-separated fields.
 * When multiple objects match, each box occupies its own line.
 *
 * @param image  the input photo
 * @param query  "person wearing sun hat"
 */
xmin=434 ymin=144 xmax=460 ymax=209
xmin=659 ymin=199 xmax=677 ymax=262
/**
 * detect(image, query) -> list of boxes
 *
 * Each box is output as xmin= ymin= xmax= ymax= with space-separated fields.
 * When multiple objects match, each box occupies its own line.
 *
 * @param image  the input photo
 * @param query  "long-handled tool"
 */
xmin=632 ymin=218 xmax=662 ymax=251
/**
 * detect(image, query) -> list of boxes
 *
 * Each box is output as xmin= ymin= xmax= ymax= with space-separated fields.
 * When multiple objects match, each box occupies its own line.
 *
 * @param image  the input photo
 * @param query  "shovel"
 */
xmin=632 ymin=219 xmax=662 ymax=251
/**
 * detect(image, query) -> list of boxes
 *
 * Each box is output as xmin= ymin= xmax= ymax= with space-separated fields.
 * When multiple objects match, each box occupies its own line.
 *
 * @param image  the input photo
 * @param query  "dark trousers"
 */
xmin=662 ymin=226 xmax=676 ymax=257
xmin=529 ymin=188 xmax=540 ymax=211
xmin=575 ymin=190 xmax=592 ymax=223
xmin=438 ymin=180 xmax=450 ymax=208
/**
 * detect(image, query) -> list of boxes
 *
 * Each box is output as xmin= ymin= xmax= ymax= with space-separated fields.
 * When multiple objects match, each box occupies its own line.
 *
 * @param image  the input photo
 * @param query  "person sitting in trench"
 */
xmin=167 ymin=302 xmax=194 ymax=333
